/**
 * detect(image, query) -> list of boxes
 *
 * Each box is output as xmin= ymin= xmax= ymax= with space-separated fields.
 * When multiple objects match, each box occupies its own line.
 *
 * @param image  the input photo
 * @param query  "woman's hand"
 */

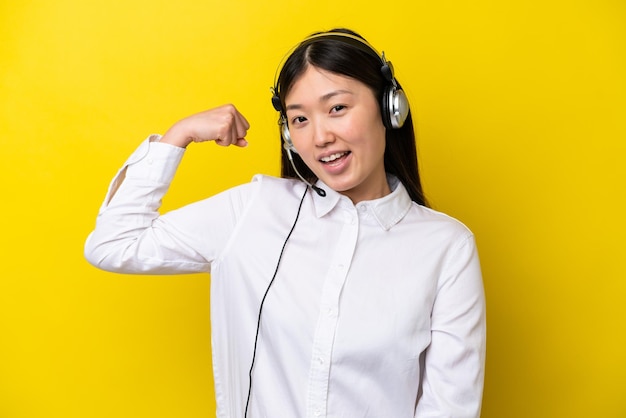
xmin=159 ymin=104 xmax=250 ymax=148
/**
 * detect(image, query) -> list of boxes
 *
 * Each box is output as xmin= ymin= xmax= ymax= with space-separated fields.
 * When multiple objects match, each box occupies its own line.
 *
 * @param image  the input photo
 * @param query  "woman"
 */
xmin=85 ymin=29 xmax=486 ymax=418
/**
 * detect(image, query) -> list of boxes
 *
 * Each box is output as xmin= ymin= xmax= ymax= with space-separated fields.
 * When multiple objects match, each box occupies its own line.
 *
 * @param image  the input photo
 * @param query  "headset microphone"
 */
xmin=284 ymin=143 xmax=326 ymax=197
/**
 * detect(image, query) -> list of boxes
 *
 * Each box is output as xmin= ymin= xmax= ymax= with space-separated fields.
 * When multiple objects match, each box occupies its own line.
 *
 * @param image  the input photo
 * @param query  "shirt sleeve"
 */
xmin=415 ymin=233 xmax=486 ymax=418
xmin=83 ymin=135 xmax=255 ymax=275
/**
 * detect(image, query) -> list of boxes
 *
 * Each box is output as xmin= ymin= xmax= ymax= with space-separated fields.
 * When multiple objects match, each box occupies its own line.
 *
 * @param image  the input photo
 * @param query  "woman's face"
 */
xmin=284 ymin=65 xmax=390 ymax=203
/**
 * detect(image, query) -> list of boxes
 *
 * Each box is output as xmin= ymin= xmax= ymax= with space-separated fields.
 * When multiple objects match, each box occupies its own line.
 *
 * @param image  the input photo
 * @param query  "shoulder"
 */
xmin=411 ymin=203 xmax=473 ymax=230
xmin=190 ymin=175 xmax=307 ymax=227
xmin=250 ymin=174 xmax=302 ymax=192
xmin=404 ymin=203 xmax=475 ymax=245
xmin=221 ymin=174 xmax=303 ymax=196
xmin=249 ymin=175 xmax=307 ymax=199
xmin=225 ymin=175 xmax=307 ymax=209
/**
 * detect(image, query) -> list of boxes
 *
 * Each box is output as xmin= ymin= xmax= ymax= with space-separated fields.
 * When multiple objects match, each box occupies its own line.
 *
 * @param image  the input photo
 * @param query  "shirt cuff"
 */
xmin=124 ymin=134 xmax=186 ymax=184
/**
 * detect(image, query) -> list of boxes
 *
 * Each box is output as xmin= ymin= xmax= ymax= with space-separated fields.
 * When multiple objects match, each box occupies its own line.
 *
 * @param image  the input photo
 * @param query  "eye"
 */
xmin=330 ymin=105 xmax=346 ymax=113
xmin=290 ymin=115 xmax=308 ymax=125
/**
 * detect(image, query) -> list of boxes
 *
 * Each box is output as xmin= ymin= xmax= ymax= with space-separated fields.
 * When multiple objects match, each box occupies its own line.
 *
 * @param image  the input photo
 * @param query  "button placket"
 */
xmin=306 ymin=206 xmax=359 ymax=417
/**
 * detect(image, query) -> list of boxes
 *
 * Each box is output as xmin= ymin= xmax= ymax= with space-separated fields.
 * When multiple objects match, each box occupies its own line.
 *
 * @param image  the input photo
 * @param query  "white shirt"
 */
xmin=85 ymin=137 xmax=486 ymax=418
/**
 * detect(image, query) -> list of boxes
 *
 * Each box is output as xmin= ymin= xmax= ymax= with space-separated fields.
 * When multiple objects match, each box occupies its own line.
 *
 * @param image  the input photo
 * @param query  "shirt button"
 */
xmin=359 ymin=205 xmax=367 ymax=213
xmin=315 ymin=409 xmax=321 ymax=416
xmin=317 ymin=356 xmax=324 ymax=365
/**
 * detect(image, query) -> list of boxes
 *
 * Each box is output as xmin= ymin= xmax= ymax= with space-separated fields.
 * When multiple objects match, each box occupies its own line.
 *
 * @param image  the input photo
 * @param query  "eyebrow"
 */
xmin=285 ymin=89 xmax=353 ymax=111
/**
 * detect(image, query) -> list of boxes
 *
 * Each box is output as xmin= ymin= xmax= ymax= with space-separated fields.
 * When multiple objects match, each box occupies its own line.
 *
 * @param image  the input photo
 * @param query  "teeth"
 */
xmin=320 ymin=152 xmax=346 ymax=163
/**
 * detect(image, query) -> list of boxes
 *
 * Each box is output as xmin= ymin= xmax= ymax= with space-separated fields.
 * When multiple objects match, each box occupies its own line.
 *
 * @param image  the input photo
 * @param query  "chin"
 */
xmin=325 ymin=180 xmax=358 ymax=195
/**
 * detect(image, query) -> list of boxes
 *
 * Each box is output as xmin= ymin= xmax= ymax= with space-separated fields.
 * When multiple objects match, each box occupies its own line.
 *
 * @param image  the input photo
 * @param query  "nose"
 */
xmin=312 ymin=118 xmax=335 ymax=148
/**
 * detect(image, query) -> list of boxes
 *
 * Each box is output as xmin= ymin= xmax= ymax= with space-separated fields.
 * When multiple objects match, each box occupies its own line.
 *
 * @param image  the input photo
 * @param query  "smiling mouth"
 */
xmin=320 ymin=151 xmax=350 ymax=164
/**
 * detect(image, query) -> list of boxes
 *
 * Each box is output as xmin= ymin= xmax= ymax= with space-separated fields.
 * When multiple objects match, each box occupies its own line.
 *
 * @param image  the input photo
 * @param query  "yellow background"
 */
xmin=1 ymin=0 xmax=625 ymax=417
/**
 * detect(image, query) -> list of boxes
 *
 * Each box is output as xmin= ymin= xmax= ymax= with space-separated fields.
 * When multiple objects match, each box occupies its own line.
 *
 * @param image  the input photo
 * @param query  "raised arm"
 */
xmin=84 ymin=104 xmax=250 ymax=275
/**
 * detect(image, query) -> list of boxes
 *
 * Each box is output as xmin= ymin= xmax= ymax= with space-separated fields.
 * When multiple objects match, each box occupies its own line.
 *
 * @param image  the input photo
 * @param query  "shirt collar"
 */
xmin=311 ymin=175 xmax=413 ymax=231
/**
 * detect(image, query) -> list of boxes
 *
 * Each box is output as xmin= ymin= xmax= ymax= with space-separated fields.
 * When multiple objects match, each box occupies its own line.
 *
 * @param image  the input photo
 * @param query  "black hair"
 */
xmin=276 ymin=28 xmax=428 ymax=207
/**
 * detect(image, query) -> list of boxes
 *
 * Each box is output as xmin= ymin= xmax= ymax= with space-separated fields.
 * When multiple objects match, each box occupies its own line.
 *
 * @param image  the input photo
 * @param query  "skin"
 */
xmin=159 ymin=65 xmax=390 ymax=204
xmin=160 ymin=104 xmax=250 ymax=148
xmin=284 ymin=65 xmax=390 ymax=203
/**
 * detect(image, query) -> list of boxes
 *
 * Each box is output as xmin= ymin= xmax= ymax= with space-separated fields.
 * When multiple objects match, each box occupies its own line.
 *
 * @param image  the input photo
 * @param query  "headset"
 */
xmin=270 ymin=31 xmax=410 ymax=155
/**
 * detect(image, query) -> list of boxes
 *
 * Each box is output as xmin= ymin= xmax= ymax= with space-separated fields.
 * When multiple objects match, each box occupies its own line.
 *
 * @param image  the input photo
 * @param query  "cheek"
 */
xmin=290 ymin=134 xmax=312 ymax=156
xmin=351 ymin=123 xmax=386 ymax=155
xmin=370 ymin=120 xmax=388 ymax=155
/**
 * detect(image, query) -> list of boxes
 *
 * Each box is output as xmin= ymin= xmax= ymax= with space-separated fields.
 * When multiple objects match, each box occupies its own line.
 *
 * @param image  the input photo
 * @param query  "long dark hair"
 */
xmin=275 ymin=28 xmax=428 ymax=207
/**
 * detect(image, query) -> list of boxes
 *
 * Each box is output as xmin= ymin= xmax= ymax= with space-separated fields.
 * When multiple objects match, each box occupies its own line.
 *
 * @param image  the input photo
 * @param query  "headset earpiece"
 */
xmin=383 ymin=86 xmax=409 ymax=129
xmin=379 ymin=53 xmax=409 ymax=129
xmin=279 ymin=115 xmax=297 ymax=153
